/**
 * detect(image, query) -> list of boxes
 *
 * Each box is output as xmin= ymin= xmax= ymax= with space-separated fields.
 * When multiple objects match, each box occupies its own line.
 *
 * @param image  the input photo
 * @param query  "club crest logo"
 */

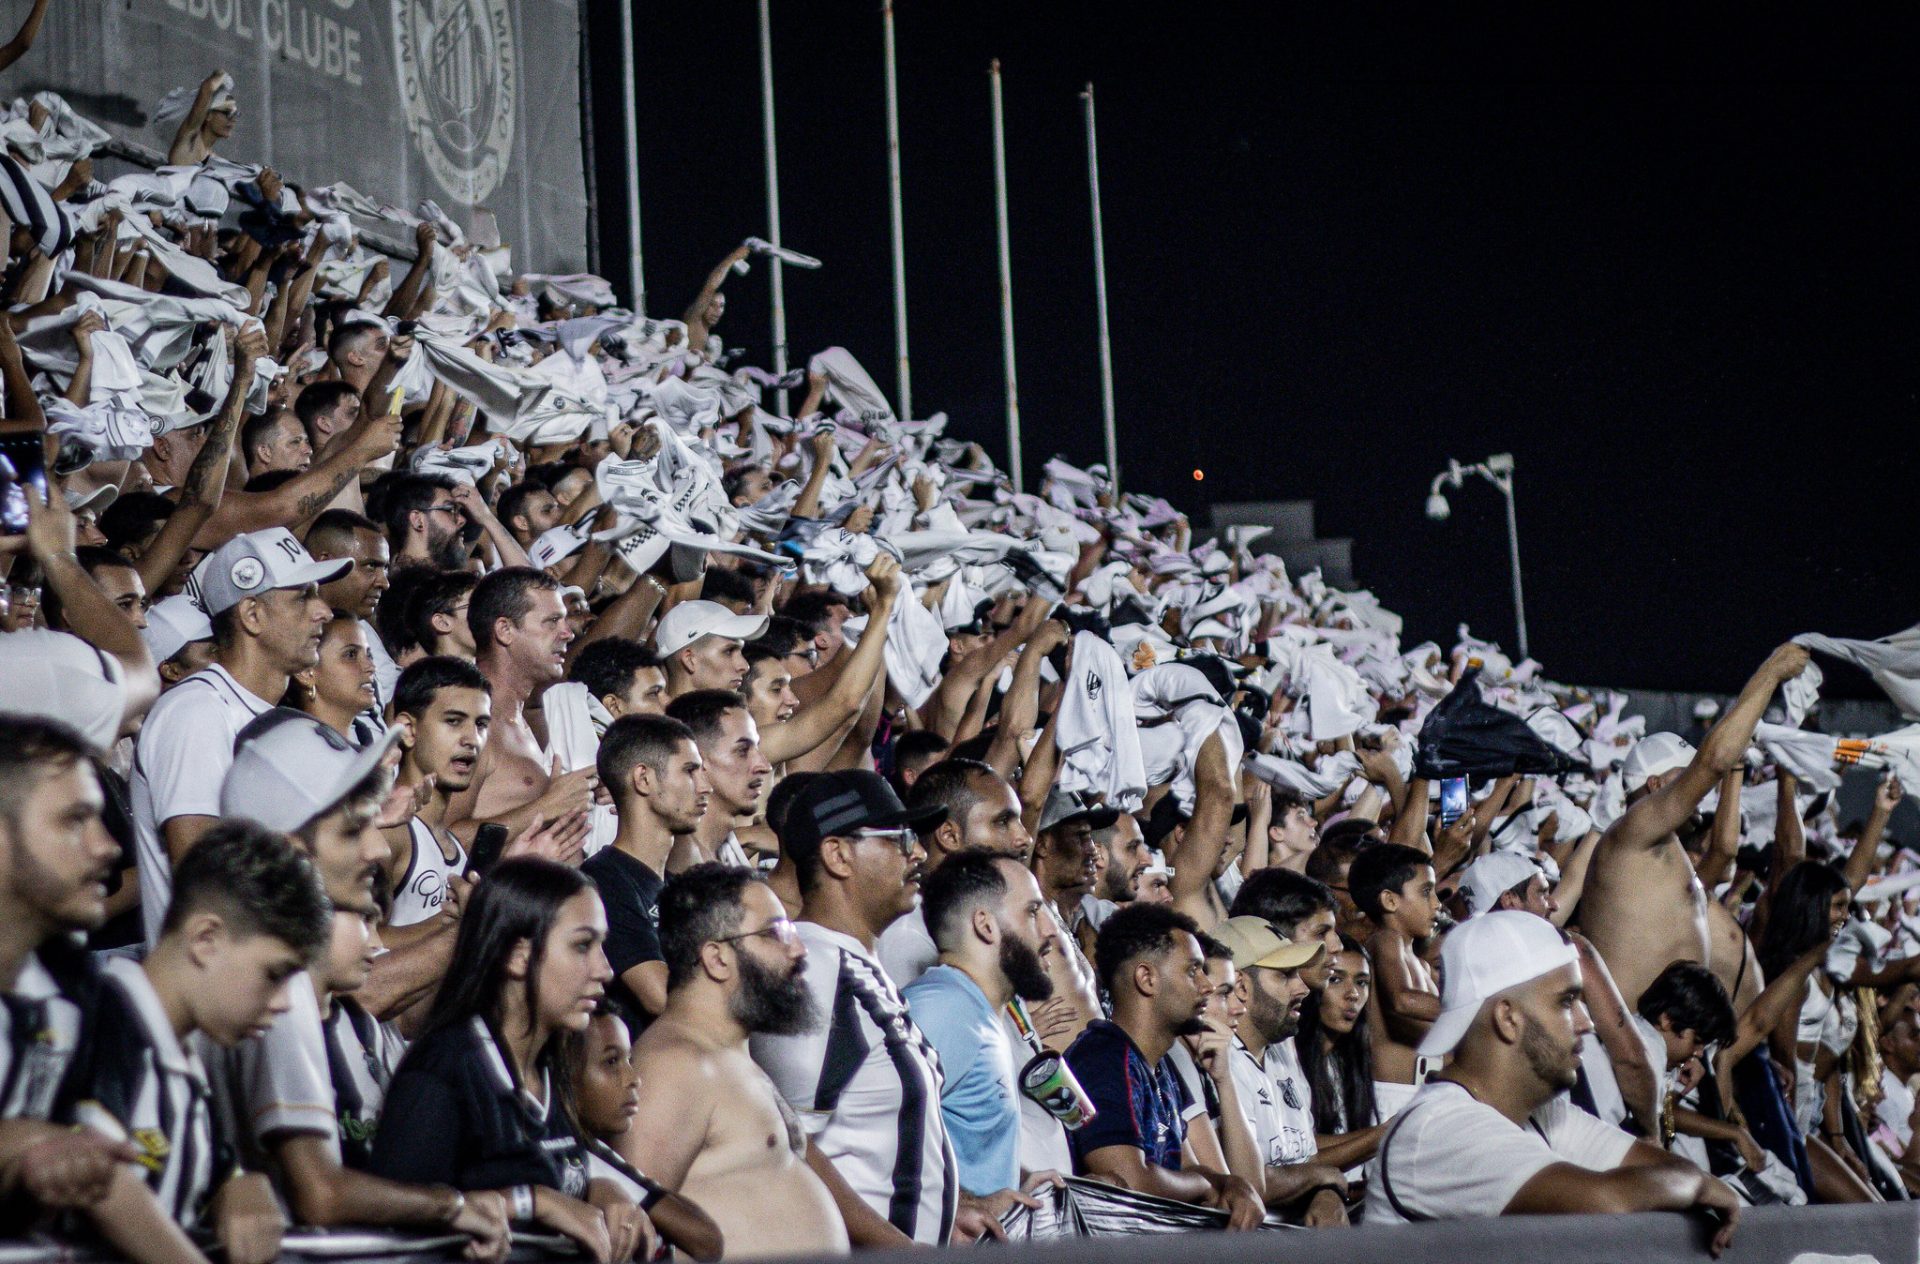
xmin=229 ymin=557 xmax=265 ymax=591
xmin=392 ymin=0 xmax=517 ymax=203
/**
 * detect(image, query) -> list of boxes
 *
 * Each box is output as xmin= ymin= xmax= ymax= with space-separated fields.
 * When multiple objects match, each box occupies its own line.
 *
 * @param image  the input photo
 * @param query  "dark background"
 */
xmin=586 ymin=5 xmax=1918 ymax=697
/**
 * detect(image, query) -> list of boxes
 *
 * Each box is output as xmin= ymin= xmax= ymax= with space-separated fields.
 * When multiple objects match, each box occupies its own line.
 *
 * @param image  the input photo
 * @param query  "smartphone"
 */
xmin=1439 ymin=776 xmax=1470 ymax=828
xmin=466 ymin=823 xmax=510 ymax=878
xmin=0 ymin=433 xmax=49 ymax=537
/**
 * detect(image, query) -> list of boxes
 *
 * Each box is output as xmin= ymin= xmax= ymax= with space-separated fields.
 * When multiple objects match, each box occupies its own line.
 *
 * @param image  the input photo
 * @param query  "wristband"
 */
xmin=510 ymin=1184 xmax=534 ymax=1222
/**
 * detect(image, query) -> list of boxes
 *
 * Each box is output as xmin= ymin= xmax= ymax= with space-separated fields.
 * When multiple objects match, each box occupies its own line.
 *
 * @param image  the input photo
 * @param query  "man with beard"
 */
xmin=1064 ymin=904 xmax=1265 ymax=1228
xmin=133 ymin=529 xmax=347 ymax=946
xmin=1085 ymin=813 xmax=1151 ymax=928
xmin=0 ymin=717 xmax=210 ymax=1264
xmin=204 ymin=710 xmax=510 ymax=1253
xmin=1364 ymin=911 xmax=1740 ymax=1248
xmin=585 ymin=715 xmax=712 ymax=1024
xmin=751 ymin=771 xmax=978 ymax=1247
xmin=446 ymin=569 xmax=595 ymax=849
xmin=905 ymin=850 xmax=1063 ymax=1207
xmin=623 ymin=864 xmax=847 ymax=1259
xmin=1208 ymin=917 xmax=1347 ymax=1223
xmin=665 ymin=690 xmax=773 ymax=872
xmin=381 ymin=475 xmax=470 ymax=573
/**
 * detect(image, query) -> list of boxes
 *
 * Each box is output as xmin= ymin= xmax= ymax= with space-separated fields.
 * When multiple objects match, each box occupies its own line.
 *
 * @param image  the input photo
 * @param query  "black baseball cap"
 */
xmin=785 ymin=770 xmax=948 ymax=853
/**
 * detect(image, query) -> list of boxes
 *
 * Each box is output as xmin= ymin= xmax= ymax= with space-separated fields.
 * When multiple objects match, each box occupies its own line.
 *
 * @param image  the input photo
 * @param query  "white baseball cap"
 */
xmin=1459 ymin=851 xmax=1541 ymax=919
xmin=220 ymin=708 xmax=400 ymax=833
xmin=653 ymin=600 xmax=767 ymax=658
xmin=1420 ymin=910 xmax=1580 ymax=1058
xmin=0 ymin=630 xmax=126 ymax=752
xmin=142 ymin=593 xmax=214 ymax=665
xmin=1620 ymin=731 xmax=1695 ymax=794
xmin=187 ymin=528 xmax=351 ymax=617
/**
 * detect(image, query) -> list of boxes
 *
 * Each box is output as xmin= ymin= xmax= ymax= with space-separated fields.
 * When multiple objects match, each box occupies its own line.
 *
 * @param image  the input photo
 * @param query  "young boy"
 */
xmin=382 ymin=656 xmax=488 ymax=937
xmin=1350 ymin=842 xmax=1440 ymax=1120
xmin=68 ymin=821 xmax=331 ymax=1261
xmin=315 ymin=888 xmax=408 ymax=1171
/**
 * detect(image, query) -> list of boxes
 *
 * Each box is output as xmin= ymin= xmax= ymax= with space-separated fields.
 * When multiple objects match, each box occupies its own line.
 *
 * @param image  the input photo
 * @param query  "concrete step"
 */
xmin=1208 ymin=500 xmax=1316 ymax=544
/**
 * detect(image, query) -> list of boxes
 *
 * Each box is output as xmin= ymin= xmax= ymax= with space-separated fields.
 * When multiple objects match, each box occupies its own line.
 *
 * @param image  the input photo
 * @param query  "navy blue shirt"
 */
xmin=1062 ymin=1020 xmax=1192 ymax=1173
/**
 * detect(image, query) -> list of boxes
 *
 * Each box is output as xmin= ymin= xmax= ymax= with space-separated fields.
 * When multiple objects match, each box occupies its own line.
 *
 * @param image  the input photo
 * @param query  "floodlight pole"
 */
xmin=990 ymin=60 xmax=1023 ymax=494
xmin=757 ymin=0 xmax=789 ymax=415
xmin=1082 ymin=83 xmax=1119 ymax=492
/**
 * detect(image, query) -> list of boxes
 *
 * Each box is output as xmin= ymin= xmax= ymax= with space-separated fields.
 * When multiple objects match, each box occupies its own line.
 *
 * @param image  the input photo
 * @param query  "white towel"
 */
xmin=542 ymin=683 xmax=618 ymax=858
xmin=1054 ymin=632 xmax=1147 ymax=811
xmin=1796 ymin=628 xmax=1920 ymax=719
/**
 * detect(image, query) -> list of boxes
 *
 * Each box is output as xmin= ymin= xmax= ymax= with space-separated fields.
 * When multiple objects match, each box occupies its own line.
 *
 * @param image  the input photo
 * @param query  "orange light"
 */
xmin=1192 ymin=469 xmax=1205 ymax=481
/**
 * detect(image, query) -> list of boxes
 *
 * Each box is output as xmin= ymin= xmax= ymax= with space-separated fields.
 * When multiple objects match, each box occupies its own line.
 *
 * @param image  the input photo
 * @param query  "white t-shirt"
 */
xmin=751 ymin=922 xmax=957 ymax=1245
xmin=131 ymin=664 xmax=275 ymax=946
xmin=1364 ymin=1080 xmax=1636 ymax=1224
xmin=877 ymin=908 xmax=938 ymax=992
xmin=1230 ymin=1037 xmax=1318 ymax=1168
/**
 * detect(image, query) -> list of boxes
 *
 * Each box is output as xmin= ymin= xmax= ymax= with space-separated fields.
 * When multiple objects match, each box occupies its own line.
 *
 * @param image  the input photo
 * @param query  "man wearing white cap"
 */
xmin=654 ymin=598 xmax=768 ymax=699
xmin=1461 ymin=852 xmax=1661 ymax=1138
xmin=205 ymin=708 xmax=511 ymax=1255
xmin=1580 ymin=644 xmax=1811 ymax=1009
xmin=142 ymin=593 xmax=216 ymax=687
xmin=1364 ymin=911 xmax=1740 ymax=1249
xmin=130 ymin=527 xmax=347 ymax=946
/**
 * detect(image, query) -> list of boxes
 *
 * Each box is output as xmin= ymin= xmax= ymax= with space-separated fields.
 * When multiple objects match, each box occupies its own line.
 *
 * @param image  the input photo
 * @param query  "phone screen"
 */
xmin=1439 ymin=777 xmax=1470 ymax=827
xmin=0 ymin=433 xmax=48 ymax=536
xmin=466 ymin=822 xmax=510 ymax=878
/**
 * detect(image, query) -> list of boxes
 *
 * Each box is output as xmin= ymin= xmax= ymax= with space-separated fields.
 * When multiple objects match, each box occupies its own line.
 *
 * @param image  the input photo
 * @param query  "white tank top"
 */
xmin=391 ymin=818 xmax=467 ymax=928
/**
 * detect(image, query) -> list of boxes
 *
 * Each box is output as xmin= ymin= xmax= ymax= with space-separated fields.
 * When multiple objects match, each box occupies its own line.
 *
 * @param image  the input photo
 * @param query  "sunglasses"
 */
xmin=716 ymin=917 xmax=799 ymax=948
xmin=851 ymin=827 xmax=918 ymax=857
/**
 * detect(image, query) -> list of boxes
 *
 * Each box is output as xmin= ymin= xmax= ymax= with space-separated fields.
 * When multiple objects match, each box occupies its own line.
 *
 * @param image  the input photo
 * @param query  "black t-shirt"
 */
xmin=368 ymin=1015 xmax=589 ymax=1202
xmin=580 ymin=847 xmax=663 ymax=1025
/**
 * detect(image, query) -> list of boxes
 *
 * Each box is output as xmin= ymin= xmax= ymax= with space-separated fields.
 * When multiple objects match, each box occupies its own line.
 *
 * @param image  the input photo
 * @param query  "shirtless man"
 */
xmin=1578 ymin=644 xmax=1810 ymax=1010
xmin=1351 ymin=842 xmax=1441 ymax=1119
xmin=446 ymin=567 xmax=596 ymax=849
xmin=622 ymin=865 xmax=847 ymax=1260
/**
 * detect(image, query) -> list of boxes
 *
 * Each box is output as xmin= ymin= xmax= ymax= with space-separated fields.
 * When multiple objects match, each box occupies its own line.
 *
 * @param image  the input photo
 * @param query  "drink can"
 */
xmin=1020 ymin=1050 xmax=1097 ymax=1131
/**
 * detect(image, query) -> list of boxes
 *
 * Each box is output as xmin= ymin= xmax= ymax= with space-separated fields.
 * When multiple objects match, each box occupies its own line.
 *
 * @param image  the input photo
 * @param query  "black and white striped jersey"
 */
xmin=752 ymin=923 xmax=957 ymax=1245
xmin=0 ymin=937 xmax=94 ymax=1123
xmin=69 ymin=958 xmax=220 ymax=1228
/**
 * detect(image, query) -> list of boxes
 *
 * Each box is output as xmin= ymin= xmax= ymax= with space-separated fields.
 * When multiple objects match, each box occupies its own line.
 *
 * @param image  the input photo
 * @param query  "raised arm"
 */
xmin=1389 ymin=777 xmax=1432 ymax=852
xmin=683 ymin=245 xmax=751 ymax=354
xmin=197 ymin=408 xmax=402 ymax=544
xmin=1170 ymin=730 xmax=1234 ymax=930
xmin=383 ymin=224 xmax=438 ymax=319
xmin=20 ymin=486 xmax=160 ymax=731
xmin=1605 ymin=644 xmax=1810 ymax=853
xmin=923 ymin=596 xmax=1050 ymax=738
xmin=167 ymin=71 xmax=225 ymax=164
xmin=985 ymin=618 xmax=1067 ymax=780
xmin=0 ymin=0 xmax=51 ymax=73
xmin=142 ymin=328 xmax=260 ymax=592
xmin=1694 ymin=768 xmax=1745 ymax=888
xmin=1845 ymin=775 xmax=1903 ymax=894
xmin=788 ymin=430 xmax=836 ymax=521
xmin=762 ymin=557 xmax=901 ymax=764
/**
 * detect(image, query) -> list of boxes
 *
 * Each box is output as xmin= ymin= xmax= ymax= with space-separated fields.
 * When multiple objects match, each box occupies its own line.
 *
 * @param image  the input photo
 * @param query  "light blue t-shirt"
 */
xmin=903 ymin=964 xmax=1019 ymax=1195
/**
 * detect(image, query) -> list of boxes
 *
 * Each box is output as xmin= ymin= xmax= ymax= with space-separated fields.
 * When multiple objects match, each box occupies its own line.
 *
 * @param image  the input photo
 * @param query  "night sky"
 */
xmin=588 ymin=5 xmax=1918 ymax=698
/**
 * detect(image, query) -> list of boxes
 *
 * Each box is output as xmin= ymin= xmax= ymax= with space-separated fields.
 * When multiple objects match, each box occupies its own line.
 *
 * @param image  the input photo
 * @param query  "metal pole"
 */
xmin=882 ymin=0 xmax=911 ymax=421
xmin=1082 ymin=84 xmax=1119 ymax=492
xmin=990 ymin=61 xmax=1023 ymax=495
xmin=757 ymin=0 xmax=789 ymax=416
xmin=616 ymin=0 xmax=645 ymax=314
xmin=1503 ymin=477 xmax=1530 ymax=661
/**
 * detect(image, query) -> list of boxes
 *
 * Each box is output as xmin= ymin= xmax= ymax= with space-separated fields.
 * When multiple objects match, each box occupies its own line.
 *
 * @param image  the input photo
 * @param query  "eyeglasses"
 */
xmin=716 ymin=918 xmax=799 ymax=948
xmin=851 ymin=827 xmax=918 ymax=857
xmin=426 ymin=503 xmax=467 ymax=520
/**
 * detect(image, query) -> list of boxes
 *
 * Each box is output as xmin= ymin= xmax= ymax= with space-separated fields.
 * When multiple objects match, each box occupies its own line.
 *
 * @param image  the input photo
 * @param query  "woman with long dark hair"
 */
xmin=1296 ymin=935 xmax=1382 ymax=1176
xmin=370 ymin=858 xmax=651 ymax=1261
xmin=1760 ymin=859 xmax=1892 ymax=1203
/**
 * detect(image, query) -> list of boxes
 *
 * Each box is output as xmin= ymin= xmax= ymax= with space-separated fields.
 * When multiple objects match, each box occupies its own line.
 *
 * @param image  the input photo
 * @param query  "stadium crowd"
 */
xmin=7 ymin=34 xmax=1920 ymax=1264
